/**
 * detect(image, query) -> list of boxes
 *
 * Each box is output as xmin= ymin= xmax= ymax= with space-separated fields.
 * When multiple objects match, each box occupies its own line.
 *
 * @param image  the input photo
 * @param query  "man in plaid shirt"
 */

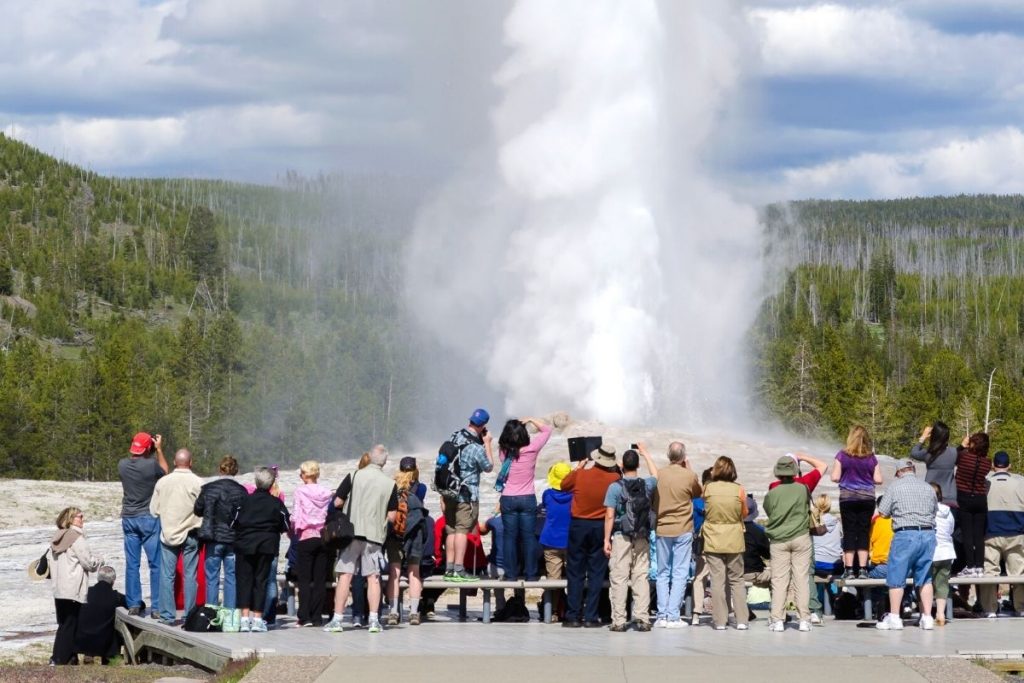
xmin=875 ymin=458 xmax=938 ymax=631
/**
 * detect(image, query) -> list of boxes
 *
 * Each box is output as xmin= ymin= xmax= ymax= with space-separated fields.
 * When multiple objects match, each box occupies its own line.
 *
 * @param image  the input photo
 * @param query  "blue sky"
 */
xmin=2 ymin=0 xmax=1023 ymax=201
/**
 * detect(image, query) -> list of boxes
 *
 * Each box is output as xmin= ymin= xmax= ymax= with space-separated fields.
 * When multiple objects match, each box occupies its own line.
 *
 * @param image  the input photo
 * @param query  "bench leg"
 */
xmin=542 ymin=590 xmax=552 ymax=623
xmin=823 ymin=584 xmax=832 ymax=617
xmin=862 ymin=589 xmax=872 ymax=622
xmin=946 ymin=598 xmax=953 ymax=622
xmin=684 ymin=592 xmax=693 ymax=619
xmin=285 ymin=583 xmax=296 ymax=617
xmin=482 ymin=589 xmax=491 ymax=624
xmin=459 ymin=590 xmax=468 ymax=622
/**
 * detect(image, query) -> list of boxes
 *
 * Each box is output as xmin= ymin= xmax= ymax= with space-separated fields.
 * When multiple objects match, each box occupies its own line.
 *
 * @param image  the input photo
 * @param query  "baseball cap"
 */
xmin=895 ymin=458 xmax=916 ymax=471
xmin=129 ymin=432 xmax=153 ymax=455
xmin=400 ymin=456 xmax=417 ymax=472
xmin=469 ymin=408 xmax=490 ymax=426
xmin=993 ymin=451 xmax=1011 ymax=468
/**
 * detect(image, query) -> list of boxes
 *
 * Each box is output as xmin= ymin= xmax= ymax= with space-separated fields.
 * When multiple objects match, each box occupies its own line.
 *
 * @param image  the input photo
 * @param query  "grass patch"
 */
xmin=211 ymin=655 xmax=260 ymax=683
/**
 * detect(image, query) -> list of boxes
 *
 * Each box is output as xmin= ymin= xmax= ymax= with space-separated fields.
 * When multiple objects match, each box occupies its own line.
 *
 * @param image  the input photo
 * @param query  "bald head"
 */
xmin=668 ymin=441 xmax=687 ymax=464
xmin=174 ymin=449 xmax=192 ymax=469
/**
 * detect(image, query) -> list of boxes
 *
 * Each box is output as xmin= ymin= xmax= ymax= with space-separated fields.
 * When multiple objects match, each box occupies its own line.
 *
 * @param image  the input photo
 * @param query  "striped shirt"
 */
xmin=955 ymin=450 xmax=991 ymax=496
xmin=878 ymin=474 xmax=937 ymax=529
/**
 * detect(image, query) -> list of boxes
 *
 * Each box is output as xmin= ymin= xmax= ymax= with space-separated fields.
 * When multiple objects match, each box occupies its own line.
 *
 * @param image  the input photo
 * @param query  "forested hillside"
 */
xmin=0 ymin=134 xmax=418 ymax=479
xmin=755 ymin=196 xmax=1024 ymax=464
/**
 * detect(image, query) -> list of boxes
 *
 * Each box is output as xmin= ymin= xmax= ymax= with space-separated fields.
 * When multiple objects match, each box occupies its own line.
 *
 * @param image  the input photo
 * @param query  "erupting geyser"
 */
xmin=407 ymin=0 xmax=761 ymax=428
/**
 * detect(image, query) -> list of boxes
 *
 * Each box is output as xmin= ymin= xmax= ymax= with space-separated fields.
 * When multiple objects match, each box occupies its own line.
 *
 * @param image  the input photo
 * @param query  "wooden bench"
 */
xmin=114 ymin=607 xmax=237 ymax=671
xmin=836 ymin=575 xmax=1024 ymax=621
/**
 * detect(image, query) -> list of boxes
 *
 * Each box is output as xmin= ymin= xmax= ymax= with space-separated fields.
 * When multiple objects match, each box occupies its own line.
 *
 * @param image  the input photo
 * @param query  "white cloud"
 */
xmin=773 ymin=127 xmax=1024 ymax=199
xmin=747 ymin=3 xmax=1024 ymax=96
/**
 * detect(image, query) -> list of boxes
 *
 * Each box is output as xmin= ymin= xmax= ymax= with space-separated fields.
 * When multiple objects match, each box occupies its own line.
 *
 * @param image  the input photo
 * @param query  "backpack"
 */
xmin=184 ymin=604 xmax=222 ymax=632
xmin=434 ymin=431 xmax=474 ymax=499
xmin=619 ymin=478 xmax=652 ymax=538
xmin=493 ymin=594 xmax=531 ymax=623
xmin=392 ymin=489 xmax=410 ymax=538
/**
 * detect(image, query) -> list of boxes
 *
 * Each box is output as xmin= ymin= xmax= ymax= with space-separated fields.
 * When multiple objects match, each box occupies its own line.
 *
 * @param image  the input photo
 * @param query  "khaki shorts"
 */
xmin=444 ymin=501 xmax=479 ymax=534
xmin=335 ymin=539 xmax=384 ymax=576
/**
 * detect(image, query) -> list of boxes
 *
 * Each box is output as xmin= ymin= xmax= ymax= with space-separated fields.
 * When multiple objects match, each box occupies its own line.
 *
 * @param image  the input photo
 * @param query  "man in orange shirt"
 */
xmin=561 ymin=445 xmax=622 ymax=627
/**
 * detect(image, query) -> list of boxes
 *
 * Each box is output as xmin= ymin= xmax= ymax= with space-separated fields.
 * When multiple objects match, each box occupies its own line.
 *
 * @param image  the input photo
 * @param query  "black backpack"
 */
xmin=493 ymin=594 xmax=531 ymax=623
xmin=183 ymin=604 xmax=221 ymax=632
xmin=619 ymin=478 xmax=652 ymax=539
xmin=434 ymin=431 xmax=474 ymax=499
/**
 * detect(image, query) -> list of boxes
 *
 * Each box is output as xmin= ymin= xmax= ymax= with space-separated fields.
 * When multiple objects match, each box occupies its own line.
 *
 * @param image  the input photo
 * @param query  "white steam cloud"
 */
xmin=406 ymin=0 xmax=761 ymax=428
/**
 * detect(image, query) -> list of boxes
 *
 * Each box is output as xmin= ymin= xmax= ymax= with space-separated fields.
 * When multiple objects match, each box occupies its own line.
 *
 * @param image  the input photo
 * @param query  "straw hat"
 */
xmin=547 ymin=461 xmax=572 ymax=490
xmin=27 ymin=554 xmax=50 ymax=581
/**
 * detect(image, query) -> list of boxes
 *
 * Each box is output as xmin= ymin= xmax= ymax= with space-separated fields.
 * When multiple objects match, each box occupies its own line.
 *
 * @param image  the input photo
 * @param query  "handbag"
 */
xmin=322 ymin=512 xmax=355 ymax=550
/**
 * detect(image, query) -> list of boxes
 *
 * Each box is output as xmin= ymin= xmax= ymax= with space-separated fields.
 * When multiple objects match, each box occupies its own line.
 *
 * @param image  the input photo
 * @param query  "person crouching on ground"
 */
xmin=73 ymin=566 xmax=125 ymax=664
xmin=764 ymin=456 xmax=813 ymax=632
xmin=604 ymin=447 xmax=658 ymax=632
xmin=385 ymin=457 xmax=429 ymax=626
xmin=291 ymin=460 xmax=334 ymax=628
xmin=702 ymin=456 xmax=750 ymax=631
xmin=50 ymin=507 xmax=103 ymax=665
xmin=560 ymin=445 xmax=622 ymax=627
xmin=875 ymin=459 xmax=937 ymax=631
xmin=233 ymin=466 xmax=290 ymax=632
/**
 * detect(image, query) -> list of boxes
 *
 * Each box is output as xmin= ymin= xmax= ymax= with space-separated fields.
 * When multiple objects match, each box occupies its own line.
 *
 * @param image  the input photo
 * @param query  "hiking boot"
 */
xmin=409 ymin=612 xmax=421 ymax=626
xmin=875 ymin=613 xmax=903 ymax=630
xmin=322 ymin=618 xmax=344 ymax=633
xmin=367 ymin=619 xmax=383 ymax=634
xmin=385 ymin=612 xmax=399 ymax=626
xmin=609 ymin=623 xmax=628 ymax=632
xmin=635 ymin=621 xmax=652 ymax=632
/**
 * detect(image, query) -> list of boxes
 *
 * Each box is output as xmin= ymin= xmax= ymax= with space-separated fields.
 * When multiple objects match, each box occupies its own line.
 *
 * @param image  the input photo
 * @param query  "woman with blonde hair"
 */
xmin=830 ymin=425 xmax=881 ymax=579
xmin=385 ymin=457 xmax=428 ymax=626
xmin=701 ymin=456 xmax=749 ymax=630
xmin=50 ymin=506 xmax=103 ymax=665
xmin=812 ymin=495 xmax=843 ymax=576
xmin=292 ymin=460 xmax=333 ymax=627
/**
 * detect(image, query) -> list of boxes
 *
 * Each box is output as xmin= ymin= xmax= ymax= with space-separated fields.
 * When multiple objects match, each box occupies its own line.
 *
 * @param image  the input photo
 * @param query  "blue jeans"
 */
xmin=887 ymin=529 xmax=936 ymax=589
xmin=655 ymin=532 xmax=693 ymax=621
xmin=204 ymin=543 xmax=236 ymax=608
xmin=159 ymin=535 xmax=199 ymax=622
xmin=501 ymin=495 xmax=538 ymax=580
xmin=122 ymin=515 xmax=161 ymax=611
xmin=263 ymin=555 xmax=279 ymax=622
xmin=566 ymin=518 xmax=608 ymax=623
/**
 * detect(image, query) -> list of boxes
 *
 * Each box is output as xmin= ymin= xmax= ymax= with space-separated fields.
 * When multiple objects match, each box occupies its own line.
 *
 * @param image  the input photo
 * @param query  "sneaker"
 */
xmin=875 ymin=613 xmax=903 ymax=630
xmin=919 ymin=615 xmax=935 ymax=630
xmin=351 ymin=617 xmax=363 ymax=629
xmin=810 ymin=613 xmax=824 ymax=626
xmin=665 ymin=620 xmax=688 ymax=629
xmin=609 ymin=623 xmax=629 ymax=632
xmin=250 ymin=618 xmax=268 ymax=633
xmin=635 ymin=622 xmax=652 ymax=632
xmin=653 ymin=618 xmax=669 ymax=628
xmin=367 ymin=619 xmax=383 ymax=634
xmin=453 ymin=571 xmax=479 ymax=583
xmin=127 ymin=606 xmax=141 ymax=617
xmin=409 ymin=612 xmax=421 ymax=626
xmin=735 ymin=623 xmax=749 ymax=631
xmin=798 ymin=620 xmax=811 ymax=632
xmin=857 ymin=569 xmax=869 ymax=580
xmin=583 ymin=621 xmax=603 ymax=628
xmin=768 ymin=621 xmax=784 ymax=632
xmin=986 ymin=612 xmax=998 ymax=619
xmin=974 ymin=567 xmax=986 ymax=577
xmin=713 ymin=625 xmax=727 ymax=631
xmin=239 ymin=617 xmax=251 ymax=633
xmin=691 ymin=613 xmax=702 ymax=626
xmin=956 ymin=566 xmax=975 ymax=578
xmin=561 ymin=620 xmax=581 ymax=628
xmin=386 ymin=612 xmax=400 ymax=626
xmin=443 ymin=570 xmax=458 ymax=582
xmin=323 ymin=618 xmax=344 ymax=633
xmin=840 ymin=569 xmax=855 ymax=581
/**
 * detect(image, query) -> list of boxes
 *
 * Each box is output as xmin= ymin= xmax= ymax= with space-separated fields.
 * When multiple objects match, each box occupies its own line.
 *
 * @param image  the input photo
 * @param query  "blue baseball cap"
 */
xmin=469 ymin=408 xmax=490 ymax=426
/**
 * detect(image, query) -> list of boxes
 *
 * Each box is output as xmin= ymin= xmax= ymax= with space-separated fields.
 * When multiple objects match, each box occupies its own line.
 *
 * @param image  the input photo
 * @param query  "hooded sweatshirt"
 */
xmin=540 ymin=488 xmax=573 ymax=549
xmin=291 ymin=482 xmax=334 ymax=541
xmin=51 ymin=527 xmax=103 ymax=603
xmin=934 ymin=502 xmax=956 ymax=562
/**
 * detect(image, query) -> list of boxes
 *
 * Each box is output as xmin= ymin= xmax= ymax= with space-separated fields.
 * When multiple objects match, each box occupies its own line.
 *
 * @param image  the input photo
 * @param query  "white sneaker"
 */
xmin=322 ymin=618 xmax=344 ymax=633
xmin=665 ymin=620 xmax=688 ymax=629
xmin=919 ymin=615 xmax=934 ymax=630
xmin=810 ymin=613 xmax=824 ymax=626
xmin=367 ymin=619 xmax=383 ymax=634
xmin=653 ymin=618 xmax=669 ymax=629
xmin=713 ymin=625 xmax=727 ymax=631
xmin=875 ymin=613 xmax=903 ymax=630
xmin=239 ymin=616 xmax=251 ymax=633
xmin=768 ymin=621 xmax=784 ymax=632
xmin=250 ymin=618 xmax=268 ymax=633
xmin=986 ymin=612 xmax=998 ymax=619
xmin=798 ymin=620 xmax=811 ymax=632
xmin=735 ymin=623 xmax=749 ymax=631
xmin=690 ymin=613 xmax=702 ymax=626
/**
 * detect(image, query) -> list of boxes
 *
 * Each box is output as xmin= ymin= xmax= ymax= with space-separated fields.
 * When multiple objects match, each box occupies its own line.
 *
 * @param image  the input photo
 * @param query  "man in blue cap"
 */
xmin=441 ymin=408 xmax=495 ymax=582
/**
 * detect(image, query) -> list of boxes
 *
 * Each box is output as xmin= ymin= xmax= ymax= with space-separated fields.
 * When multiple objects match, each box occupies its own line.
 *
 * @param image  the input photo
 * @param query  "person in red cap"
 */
xmin=118 ymin=432 xmax=168 ymax=617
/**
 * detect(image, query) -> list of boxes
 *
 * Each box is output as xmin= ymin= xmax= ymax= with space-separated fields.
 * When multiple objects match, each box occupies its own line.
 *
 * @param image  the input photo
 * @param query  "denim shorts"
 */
xmin=886 ymin=529 xmax=936 ymax=589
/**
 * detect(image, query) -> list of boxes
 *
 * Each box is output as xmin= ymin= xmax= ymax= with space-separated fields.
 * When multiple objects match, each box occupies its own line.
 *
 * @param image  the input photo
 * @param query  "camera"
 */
xmin=630 ymin=443 xmax=639 ymax=450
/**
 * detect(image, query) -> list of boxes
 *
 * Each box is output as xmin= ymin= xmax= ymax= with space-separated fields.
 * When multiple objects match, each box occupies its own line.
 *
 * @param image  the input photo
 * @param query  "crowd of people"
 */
xmin=42 ymin=413 xmax=1024 ymax=663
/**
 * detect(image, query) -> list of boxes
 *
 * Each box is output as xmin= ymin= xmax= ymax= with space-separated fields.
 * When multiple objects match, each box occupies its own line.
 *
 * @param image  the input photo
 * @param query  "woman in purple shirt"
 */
xmin=498 ymin=417 xmax=553 ymax=581
xmin=830 ymin=425 xmax=882 ymax=579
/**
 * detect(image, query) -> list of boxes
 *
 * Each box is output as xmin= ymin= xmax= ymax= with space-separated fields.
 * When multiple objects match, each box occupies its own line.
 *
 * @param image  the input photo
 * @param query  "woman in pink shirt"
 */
xmin=498 ymin=417 xmax=553 ymax=581
xmin=291 ymin=461 xmax=334 ymax=627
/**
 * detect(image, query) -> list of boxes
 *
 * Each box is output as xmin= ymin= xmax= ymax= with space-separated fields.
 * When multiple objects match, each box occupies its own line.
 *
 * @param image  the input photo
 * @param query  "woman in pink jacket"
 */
xmin=498 ymin=417 xmax=552 ymax=581
xmin=291 ymin=461 xmax=334 ymax=627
